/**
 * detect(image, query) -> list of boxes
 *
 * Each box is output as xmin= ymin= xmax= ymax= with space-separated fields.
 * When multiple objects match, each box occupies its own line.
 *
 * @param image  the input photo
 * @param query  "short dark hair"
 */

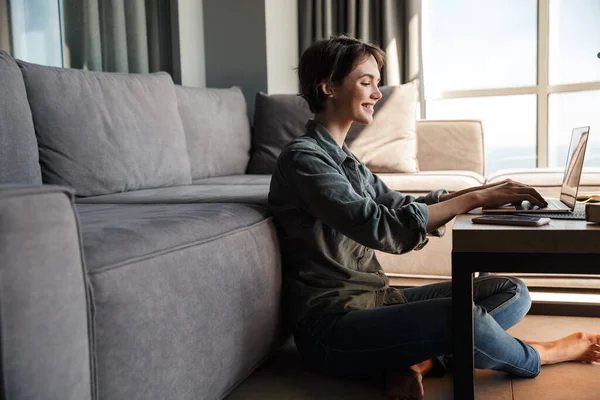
xmin=297 ymin=35 xmax=385 ymax=114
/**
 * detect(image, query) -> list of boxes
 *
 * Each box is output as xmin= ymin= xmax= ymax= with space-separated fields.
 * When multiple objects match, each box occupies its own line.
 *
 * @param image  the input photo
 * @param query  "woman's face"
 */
xmin=329 ymin=55 xmax=382 ymax=125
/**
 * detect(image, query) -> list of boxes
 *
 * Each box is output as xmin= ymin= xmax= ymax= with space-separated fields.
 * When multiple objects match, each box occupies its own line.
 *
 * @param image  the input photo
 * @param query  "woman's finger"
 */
xmin=524 ymin=194 xmax=546 ymax=208
xmin=522 ymin=187 xmax=548 ymax=207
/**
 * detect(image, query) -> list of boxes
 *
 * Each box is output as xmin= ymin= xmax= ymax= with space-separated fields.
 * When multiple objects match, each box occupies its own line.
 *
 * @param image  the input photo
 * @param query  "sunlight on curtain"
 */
xmin=384 ymin=38 xmax=400 ymax=86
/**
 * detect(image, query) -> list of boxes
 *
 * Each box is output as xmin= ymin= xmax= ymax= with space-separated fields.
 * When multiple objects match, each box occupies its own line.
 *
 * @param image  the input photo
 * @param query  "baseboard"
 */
xmin=529 ymin=301 xmax=600 ymax=318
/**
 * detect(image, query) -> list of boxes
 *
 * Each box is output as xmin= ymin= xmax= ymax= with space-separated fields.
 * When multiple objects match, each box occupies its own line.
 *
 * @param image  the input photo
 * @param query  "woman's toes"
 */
xmin=583 ymin=349 xmax=600 ymax=363
xmin=589 ymin=334 xmax=600 ymax=346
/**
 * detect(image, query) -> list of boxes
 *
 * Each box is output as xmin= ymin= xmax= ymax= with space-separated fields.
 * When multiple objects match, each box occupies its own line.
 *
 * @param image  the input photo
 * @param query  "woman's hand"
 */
xmin=440 ymin=179 xmax=546 ymax=207
xmin=473 ymin=179 xmax=548 ymax=209
xmin=427 ymin=179 xmax=547 ymax=233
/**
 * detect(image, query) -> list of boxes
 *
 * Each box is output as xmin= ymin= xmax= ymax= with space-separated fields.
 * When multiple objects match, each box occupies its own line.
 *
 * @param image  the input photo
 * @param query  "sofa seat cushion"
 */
xmin=75 ymin=185 xmax=269 ymax=206
xmin=487 ymin=168 xmax=600 ymax=197
xmin=76 ymin=203 xmax=281 ymax=399
xmin=76 ymin=203 xmax=270 ymax=271
xmin=377 ymin=170 xmax=485 ymax=193
xmin=191 ymin=170 xmax=485 ymax=193
xmin=192 ymin=174 xmax=272 ymax=186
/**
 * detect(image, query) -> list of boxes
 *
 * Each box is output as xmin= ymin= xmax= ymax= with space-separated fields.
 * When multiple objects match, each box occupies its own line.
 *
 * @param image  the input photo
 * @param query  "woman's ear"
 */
xmin=319 ymin=82 xmax=335 ymax=98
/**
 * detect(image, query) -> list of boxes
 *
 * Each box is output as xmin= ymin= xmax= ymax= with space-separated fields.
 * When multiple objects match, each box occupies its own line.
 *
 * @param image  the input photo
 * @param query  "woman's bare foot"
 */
xmin=384 ymin=359 xmax=435 ymax=400
xmin=385 ymin=369 xmax=423 ymax=400
xmin=525 ymin=332 xmax=600 ymax=365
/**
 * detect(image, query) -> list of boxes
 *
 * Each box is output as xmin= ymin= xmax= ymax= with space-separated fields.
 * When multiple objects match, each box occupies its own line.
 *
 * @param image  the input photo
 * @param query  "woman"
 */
xmin=267 ymin=35 xmax=600 ymax=400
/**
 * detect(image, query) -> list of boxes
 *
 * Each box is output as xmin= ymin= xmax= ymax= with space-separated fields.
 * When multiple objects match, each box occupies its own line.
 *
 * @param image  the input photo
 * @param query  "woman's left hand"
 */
xmin=439 ymin=179 xmax=536 ymax=203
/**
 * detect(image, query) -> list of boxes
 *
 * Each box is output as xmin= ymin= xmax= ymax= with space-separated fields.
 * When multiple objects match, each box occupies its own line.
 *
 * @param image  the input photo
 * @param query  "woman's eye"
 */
xmin=361 ymin=82 xmax=370 ymax=86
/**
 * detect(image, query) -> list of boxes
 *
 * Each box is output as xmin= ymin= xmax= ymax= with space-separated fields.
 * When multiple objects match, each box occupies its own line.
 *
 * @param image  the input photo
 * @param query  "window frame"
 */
xmin=422 ymin=0 xmax=600 ymax=168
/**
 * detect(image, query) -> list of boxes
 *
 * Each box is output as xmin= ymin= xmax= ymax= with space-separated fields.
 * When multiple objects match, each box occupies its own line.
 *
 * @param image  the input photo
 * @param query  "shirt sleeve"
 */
xmin=365 ymin=163 xmax=449 ymax=240
xmin=281 ymin=147 xmax=429 ymax=254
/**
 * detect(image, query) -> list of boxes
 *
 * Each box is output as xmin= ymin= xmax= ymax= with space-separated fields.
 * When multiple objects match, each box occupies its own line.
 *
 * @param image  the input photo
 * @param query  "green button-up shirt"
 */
xmin=268 ymin=120 xmax=447 ymax=326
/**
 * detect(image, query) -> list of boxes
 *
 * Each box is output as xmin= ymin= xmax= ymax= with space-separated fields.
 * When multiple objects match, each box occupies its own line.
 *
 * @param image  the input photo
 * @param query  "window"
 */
xmin=547 ymin=0 xmax=600 ymax=168
xmin=9 ymin=0 xmax=64 ymax=67
xmin=422 ymin=0 xmax=600 ymax=175
xmin=5 ymin=0 xmax=179 ymax=77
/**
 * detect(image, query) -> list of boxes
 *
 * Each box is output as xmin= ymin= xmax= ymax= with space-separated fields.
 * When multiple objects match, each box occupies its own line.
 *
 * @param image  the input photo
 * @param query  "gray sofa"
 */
xmin=1 ymin=50 xmax=280 ymax=400
xmin=1 ymin=49 xmax=599 ymax=400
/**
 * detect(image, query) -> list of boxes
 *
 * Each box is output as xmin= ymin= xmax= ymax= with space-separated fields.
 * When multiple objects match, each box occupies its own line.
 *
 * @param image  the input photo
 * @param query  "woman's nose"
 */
xmin=372 ymin=86 xmax=382 ymax=100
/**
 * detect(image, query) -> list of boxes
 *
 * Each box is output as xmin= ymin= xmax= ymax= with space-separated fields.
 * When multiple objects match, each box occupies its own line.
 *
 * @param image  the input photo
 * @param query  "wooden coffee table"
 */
xmin=451 ymin=213 xmax=600 ymax=400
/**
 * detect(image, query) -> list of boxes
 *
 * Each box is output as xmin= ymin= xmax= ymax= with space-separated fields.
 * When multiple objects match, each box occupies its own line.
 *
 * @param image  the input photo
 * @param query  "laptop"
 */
xmin=482 ymin=126 xmax=590 ymax=219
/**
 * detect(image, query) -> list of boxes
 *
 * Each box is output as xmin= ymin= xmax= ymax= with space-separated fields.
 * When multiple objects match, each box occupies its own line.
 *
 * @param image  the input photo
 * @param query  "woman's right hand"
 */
xmin=475 ymin=180 xmax=548 ymax=209
xmin=427 ymin=180 xmax=547 ymax=233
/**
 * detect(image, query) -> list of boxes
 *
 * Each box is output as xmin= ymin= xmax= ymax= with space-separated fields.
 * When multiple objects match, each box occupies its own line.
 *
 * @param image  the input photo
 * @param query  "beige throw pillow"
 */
xmin=346 ymin=80 xmax=419 ymax=173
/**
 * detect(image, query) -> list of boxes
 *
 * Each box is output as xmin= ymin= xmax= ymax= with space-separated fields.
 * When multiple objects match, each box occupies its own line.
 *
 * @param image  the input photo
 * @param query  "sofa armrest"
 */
xmin=0 ymin=185 xmax=93 ymax=400
xmin=416 ymin=119 xmax=485 ymax=175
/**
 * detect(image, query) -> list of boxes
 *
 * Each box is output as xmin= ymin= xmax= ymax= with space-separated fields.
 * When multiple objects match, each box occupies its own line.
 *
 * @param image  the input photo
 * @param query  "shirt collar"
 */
xmin=305 ymin=119 xmax=352 ymax=166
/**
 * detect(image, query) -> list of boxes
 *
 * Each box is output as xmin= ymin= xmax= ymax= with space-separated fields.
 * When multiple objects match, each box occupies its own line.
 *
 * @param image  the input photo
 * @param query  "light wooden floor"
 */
xmin=227 ymin=315 xmax=600 ymax=400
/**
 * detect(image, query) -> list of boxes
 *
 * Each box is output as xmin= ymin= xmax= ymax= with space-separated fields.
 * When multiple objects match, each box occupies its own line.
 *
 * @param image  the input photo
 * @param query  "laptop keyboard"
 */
xmin=520 ymin=203 xmax=587 ymax=220
xmin=518 ymin=198 xmax=565 ymax=211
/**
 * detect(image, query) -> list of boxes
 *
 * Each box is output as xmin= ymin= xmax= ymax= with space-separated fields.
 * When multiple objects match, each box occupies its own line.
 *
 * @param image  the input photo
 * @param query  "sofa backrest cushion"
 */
xmin=416 ymin=119 xmax=485 ymax=175
xmin=0 ymin=51 xmax=42 ymax=184
xmin=247 ymin=81 xmax=419 ymax=174
xmin=175 ymin=85 xmax=251 ymax=179
xmin=345 ymin=81 xmax=419 ymax=173
xmin=247 ymin=92 xmax=313 ymax=174
xmin=17 ymin=61 xmax=192 ymax=196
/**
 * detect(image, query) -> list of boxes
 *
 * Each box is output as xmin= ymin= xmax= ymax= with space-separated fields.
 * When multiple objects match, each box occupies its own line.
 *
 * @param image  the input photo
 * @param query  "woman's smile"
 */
xmin=361 ymin=102 xmax=375 ymax=112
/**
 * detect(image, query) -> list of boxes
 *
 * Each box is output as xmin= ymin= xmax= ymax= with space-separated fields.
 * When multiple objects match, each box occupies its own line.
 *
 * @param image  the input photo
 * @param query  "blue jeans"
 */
xmin=293 ymin=276 xmax=541 ymax=379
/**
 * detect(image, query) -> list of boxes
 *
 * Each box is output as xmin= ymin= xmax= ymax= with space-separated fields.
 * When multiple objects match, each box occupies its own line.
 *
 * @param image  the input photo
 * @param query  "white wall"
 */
xmin=265 ymin=0 xmax=299 ymax=94
xmin=203 ymin=0 xmax=268 ymax=117
xmin=177 ymin=0 xmax=299 ymax=113
xmin=178 ymin=0 xmax=206 ymax=87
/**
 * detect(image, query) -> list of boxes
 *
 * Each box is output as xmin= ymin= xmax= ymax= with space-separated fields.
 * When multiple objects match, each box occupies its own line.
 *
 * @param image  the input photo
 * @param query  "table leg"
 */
xmin=452 ymin=253 xmax=474 ymax=400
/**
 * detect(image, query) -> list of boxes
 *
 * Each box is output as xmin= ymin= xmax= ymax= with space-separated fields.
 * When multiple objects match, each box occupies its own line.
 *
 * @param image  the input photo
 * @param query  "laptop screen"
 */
xmin=559 ymin=126 xmax=590 ymax=209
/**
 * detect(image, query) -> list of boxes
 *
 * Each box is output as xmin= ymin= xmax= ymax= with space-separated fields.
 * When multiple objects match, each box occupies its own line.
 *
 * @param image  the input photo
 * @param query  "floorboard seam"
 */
xmin=510 ymin=377 xmax=515 ymax=400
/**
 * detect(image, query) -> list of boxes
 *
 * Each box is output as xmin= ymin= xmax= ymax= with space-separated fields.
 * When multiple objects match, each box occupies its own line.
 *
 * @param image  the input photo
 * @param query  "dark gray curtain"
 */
xmin=298 ymin=0 xmax=422 ymax=87
xmin=63 ymin=0 xmax=176 ymax=75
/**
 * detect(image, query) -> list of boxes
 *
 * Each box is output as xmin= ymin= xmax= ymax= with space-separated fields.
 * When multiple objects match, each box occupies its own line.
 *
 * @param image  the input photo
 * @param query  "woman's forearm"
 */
xmin=439 ymin=181 xmax=508 ymax=203
xmin=426 ymin=192 xmax=480 ymax=232
xmin=439 ymin=188 xmax=476 ymax=203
